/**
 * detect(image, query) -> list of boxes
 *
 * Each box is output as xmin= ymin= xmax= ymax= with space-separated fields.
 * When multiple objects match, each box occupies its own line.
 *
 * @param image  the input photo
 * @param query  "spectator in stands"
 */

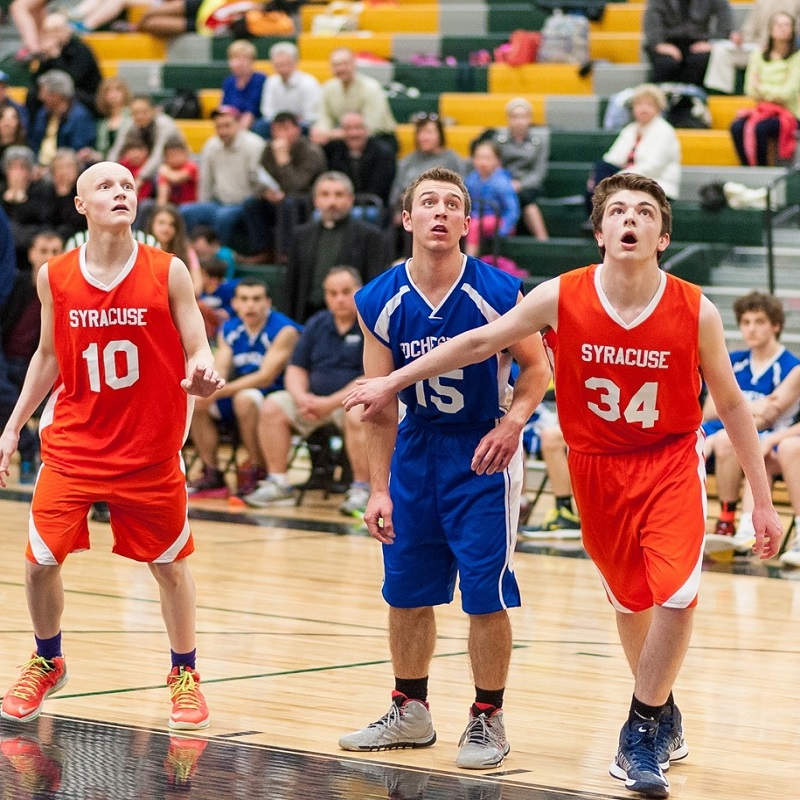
xmin=0 ymin=229 xmax=63 ymax=483
xmin=311 ymin=48 xmax=397 ymax=152
xmin=244 ymin=266 xmax=370 ymax=512
xmin=256 ymin=41 xmax=321 ymax=139
xmin=464 ymin=140 xmax=520 ymax=258
xmin=0 ymin=204 xmax=20 ymax=480
xmin=8 ymin=0 xmax=47 ymax=62
xmin=389 ymin=112 xmax=464 ymax=258
xmin=704 ymin=291 xmax=800 ymax=549
xmin=643 ymin=0 xmax=734 ymax=87
xmin=179 ymin=105 xmax=266 ymax=250
xmin=66 ymin=0 xmax=155 ymax=33
xmin=485 ymin=98 xmax=550 ymax=242
xmin=79 ymin=76 xmax=133 ymax=164
xmin=221 ymin=39 xmax=267 ymax=132
xmin=586 ymin=84 xmax=682 ymax=216
xmin=323 ymin=111 xmax=397 ymax=211
xmin=241 ymin=110 xmax=326 ymax=261
xmin=29 ymin=70 xmax=96 ymax=170
xmin=285 ymin=171 xmax=390 ymax=323
xmin=156 ymin=135 xmax=199 ymax=206
xmin=0 ymin=71 xmax=28 ymax=132
xmin=187 ymin=278 xmax=302 ymax=499
xmin=198 ymin=255 xmax=238 ymax=332
xmin=145 ymin=203 xmax=202 ymax=292
xmin=0 ymin=105 xmax=28 ymax=170
xmin=1 ymin=145 xmax=52 ymax=269
xmin=137 ymin=0 xmax=203 ymax=37
xmin=730 ymin=11 xmax=800 ymax=166
xmin=118 ymin=132 xmax=154 ymax=200
xmin=26 ymin=11 xmax=103 ymax=119
xmin=44 ymin=147 xmax=85 ymax=243
xmin=107 ymin=95 xmax=182 ymax=196
xmin=189 ymin=224 xmax=236 ymax=279
xmin=705 ymin=0 xmax=800 ymax=93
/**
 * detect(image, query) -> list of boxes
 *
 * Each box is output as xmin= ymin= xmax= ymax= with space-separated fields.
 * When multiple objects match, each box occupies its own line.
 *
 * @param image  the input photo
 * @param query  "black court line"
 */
xmin=0 ymin=714 xmax=630 ymax=800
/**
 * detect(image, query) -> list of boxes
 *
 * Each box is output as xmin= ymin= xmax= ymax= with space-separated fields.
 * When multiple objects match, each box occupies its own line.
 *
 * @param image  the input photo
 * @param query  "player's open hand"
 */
xmin=343 ymin=377 xmax=396 ymax=420
xmin=0 ymin=430 xmax=19 ymax=489
xmin=363 ymin=490 xmax=394 ymax=544
xmin=181 ymin=364 xmax=225 ymax=397
xmin=751 ymin=506 xmax=784 ymax=560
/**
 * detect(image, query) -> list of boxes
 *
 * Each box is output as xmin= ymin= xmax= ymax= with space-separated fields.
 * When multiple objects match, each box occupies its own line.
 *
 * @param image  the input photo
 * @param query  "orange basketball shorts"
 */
xmin=28 ymin=454 xmax=194 ymax=565
xmin=568 ymin=431 xmax=706 ymax=613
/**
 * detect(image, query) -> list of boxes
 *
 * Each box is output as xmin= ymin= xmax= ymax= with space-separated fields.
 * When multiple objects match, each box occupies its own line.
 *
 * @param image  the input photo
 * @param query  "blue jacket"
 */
xmin=465 ymin=167 xmax=521 ymax=236
xmin=29 ymin=100 xmax=96 ymax=158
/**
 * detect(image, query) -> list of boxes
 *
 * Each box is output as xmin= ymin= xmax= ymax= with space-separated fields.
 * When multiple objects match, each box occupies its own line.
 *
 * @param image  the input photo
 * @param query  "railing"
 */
xmin=764 ymin=165 xmax=800 ymax=294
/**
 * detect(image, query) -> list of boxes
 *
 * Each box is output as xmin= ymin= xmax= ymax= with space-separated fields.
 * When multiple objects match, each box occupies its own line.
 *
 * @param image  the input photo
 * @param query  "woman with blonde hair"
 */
xmin=79 ymin=76 xmax=134 ymax=165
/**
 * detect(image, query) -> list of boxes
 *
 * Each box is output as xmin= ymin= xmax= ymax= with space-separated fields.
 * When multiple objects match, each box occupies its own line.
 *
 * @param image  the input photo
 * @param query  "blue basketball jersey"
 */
xmin=222 ymin=310 xmax=302 ymax=393
xmin=704 ymin=345 xmax=800 ymax=436
xmin=356 ymin=256 xmax=523 ymax=425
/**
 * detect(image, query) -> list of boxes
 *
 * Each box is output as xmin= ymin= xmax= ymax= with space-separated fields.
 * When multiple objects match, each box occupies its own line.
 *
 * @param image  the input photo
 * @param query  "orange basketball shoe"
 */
xmin=163 ymin=734 xmax=209 ymax=789
xmin=167 ymin=666 xmax=210 ymax=730
xmin=1 ymin=654 xmax=68 ymax=722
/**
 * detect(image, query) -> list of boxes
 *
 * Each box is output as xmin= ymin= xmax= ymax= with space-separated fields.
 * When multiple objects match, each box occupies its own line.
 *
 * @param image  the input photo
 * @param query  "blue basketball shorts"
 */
xmin=382 ymin=414 xmax=523 ymax=615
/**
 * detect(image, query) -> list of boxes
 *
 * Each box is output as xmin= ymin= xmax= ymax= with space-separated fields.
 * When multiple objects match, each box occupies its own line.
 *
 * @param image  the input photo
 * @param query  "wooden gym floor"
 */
xmin=0 ymin=482 xmax=799 ymax=799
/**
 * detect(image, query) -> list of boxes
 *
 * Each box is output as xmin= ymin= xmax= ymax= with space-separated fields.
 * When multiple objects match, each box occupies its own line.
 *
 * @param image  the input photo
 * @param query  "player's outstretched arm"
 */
xmin=168 ymin=257 xmax=226 ymax=397
xmin=344 ymin=278 xmax=559 ymax=420
xmin=0 ymin=264 xmax=60 ymax=487
xmin=699 ymin=296 xmax=783 ymax=559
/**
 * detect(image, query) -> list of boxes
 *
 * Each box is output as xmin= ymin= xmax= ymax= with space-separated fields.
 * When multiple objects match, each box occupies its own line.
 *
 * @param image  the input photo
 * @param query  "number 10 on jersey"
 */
xmin=81 ymin=340 xmax=140 ymax=392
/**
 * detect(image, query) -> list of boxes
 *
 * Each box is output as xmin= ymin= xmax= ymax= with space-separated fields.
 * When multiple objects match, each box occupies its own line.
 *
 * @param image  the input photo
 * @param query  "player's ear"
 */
xmin=401 ymin=209 xmax=413 ymax=233
xmin=74 ymin=196 xmax=87 ymax=216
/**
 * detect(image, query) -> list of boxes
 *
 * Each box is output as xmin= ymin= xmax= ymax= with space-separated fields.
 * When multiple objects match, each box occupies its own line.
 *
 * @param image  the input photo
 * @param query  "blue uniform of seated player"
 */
xmin=337 ymin=167 xmax=550 ymax=770
xmin=703 ymin=291 xmax=800 ymax=549
xmin=187 ymin=278 xmax=302 ymax=499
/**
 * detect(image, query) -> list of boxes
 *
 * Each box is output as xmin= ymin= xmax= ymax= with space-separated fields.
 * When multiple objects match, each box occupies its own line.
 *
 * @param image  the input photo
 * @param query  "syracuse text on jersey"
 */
xmin=400 ymin=335 xmax=450 ymax=360
xmin=68 ymin=308 xmax=149 ymax=327
xmin=581 ymin=343 xmax=671 ymax=369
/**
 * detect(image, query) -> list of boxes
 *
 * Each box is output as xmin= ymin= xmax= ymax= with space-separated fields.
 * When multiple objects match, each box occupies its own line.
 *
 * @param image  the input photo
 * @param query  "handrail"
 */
xmin=764 ymin=165 xmax=800 ymax=294
xmin=661 ymin=242 xmax=708 ymax=274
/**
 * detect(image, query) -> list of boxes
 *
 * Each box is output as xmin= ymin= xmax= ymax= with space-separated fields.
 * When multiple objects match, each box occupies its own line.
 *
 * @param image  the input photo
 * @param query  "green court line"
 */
xmin=53 ymin=649 xmax=472 ymax=700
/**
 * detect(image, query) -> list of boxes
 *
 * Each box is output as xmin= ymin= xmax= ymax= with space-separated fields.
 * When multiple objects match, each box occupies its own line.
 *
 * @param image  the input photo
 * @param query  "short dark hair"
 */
xmin=733 ymin=290 xmax=785 ymax=335
xmin=590 ymin=173 xmax=672 ymax=261
xmin=402 ymin=166 xmax=471 ymax=216
xmin=235 ymin=277 xmax=269 ymax=296
xmin=272 ymin=111 xmax=300 ymax=127
xmin=324 ymin=265 xmax=362 ymax=287
xmin=189 ymin=225 xmax=219 ymax=245
xmin=199 ymin=255 xmax=227 ymax=280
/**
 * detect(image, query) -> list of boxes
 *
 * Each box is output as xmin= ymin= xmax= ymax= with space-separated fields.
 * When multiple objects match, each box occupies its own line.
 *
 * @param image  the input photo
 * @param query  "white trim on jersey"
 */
xmin=593 ymin=263 xmax=667 ymax=330
xmin=38 ymin=384 xmax=63 ymax=434
xmin=496 ymin=442 xmax=524 ymax=609
xmin=374 ymin=285 xmax=410 ymax=345
xmin=405 ymin=255 xmax=467 ymax=319
xmin=78 ymin=239 xmax=139 ymax=292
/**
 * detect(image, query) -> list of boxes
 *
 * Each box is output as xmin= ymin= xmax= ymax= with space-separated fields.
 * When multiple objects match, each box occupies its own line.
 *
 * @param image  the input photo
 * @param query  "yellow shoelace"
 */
xmin=9 ymin=657 xmax=57 ymax=700
xmin=169 ymin=670 xmax=203 ymax=710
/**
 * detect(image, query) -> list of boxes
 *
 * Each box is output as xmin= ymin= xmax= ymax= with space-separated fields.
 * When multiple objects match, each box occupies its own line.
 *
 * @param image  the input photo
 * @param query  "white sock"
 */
xmin=270 ymin=473 xmax=290 ymax=487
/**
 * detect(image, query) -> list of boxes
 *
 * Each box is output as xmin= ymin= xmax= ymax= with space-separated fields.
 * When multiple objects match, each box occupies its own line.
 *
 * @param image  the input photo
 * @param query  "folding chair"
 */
xmin=293 ymin=423 xmax=353 ymax=506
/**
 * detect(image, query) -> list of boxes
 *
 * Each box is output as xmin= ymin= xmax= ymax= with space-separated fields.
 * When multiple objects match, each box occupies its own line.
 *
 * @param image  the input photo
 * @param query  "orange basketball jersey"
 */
xmin=40 ymin=242 xmax=190 ymax=477
xmin=555 ymin=264 xmax=703 ymax=455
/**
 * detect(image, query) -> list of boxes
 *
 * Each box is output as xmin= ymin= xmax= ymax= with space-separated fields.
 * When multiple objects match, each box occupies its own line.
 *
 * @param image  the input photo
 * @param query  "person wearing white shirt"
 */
xmin=254 ymin=41 xmax=321 ymax=139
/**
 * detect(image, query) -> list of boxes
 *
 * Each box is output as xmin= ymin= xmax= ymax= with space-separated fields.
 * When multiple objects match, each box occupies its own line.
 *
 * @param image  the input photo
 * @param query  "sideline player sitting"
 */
xmin=243 ymin=266 xmax=370 ymax=512
xmin=344 ymin=173 xmax=782 ymax=797
xmin=0 ymin=161 xmax=225 ymax=729
xmin=187 ymin=278 xmax=301 ymax=498
xmin=703 ymin=290 xmax=800 ymax=551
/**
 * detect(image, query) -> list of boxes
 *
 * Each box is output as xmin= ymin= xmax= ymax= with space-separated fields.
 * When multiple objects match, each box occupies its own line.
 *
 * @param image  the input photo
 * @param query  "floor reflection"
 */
xmin=0 ymin=716 xmax=616 ymax=799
